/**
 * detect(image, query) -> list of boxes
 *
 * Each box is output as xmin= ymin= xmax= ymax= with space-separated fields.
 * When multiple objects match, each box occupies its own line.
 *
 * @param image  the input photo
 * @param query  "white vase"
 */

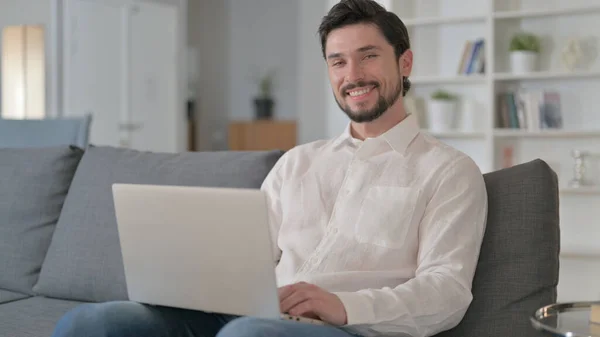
xmin=427 ymin=100 xmax=456 ymax=132
xmin=459 ymin=99 xmax=478 ymax=132
xmin=510 ymin=51 xmax=538 ymax=74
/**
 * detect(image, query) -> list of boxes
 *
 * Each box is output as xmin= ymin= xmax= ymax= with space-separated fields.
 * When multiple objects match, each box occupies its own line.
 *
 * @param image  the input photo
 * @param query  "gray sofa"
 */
xmin=0 ymin=145 xmax=560 ymax=337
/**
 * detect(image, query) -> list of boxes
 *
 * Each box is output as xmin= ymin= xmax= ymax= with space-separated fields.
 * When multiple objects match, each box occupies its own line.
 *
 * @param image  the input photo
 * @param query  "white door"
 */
xmin=63 ymin=0 xmax=125 ymax=148
xmin=62 ymin=0 xmax=182 ymax=152
xmin=128 ymin=2 xmax=179 ymax=152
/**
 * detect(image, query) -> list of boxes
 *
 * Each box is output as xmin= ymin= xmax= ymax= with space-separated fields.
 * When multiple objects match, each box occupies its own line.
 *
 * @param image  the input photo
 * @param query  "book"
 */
xmin=496 ymin=90 xmax=563 ymax=130
xmin=457 ymin=39 xmax=485 ymax=75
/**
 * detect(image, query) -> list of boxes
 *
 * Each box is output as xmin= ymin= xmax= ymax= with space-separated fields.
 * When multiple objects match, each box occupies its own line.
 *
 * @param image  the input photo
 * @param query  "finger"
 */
xmin=288 ymin=299 xmax=320 ymax=318
xmin=280 ymin=289 xmax=314 ymax=313
xmin=277 ymin=285 xmax=293 ymax=301
xmin=278 ymin=282 xmax=309 ymax=302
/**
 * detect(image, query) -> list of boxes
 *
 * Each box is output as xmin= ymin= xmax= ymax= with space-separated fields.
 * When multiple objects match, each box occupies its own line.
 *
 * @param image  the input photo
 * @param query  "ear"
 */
xmin=399 ymin=49 xmax=413 ymax=77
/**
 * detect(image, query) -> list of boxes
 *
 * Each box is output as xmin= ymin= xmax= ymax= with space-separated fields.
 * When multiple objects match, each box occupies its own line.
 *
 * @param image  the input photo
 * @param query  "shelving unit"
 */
xmin=376 ymin=0 xmax=600 ymax=302
xmin=493 ymin=129 xmax=600 ymax=138
xmin=421 ymin=129 xmax=485 ymax=139
xmin=494 ymin=70 xmax=600 ymax=81
xmin=493 ymin=5 xmax=600 ymax=20
xmin=378 ymin=0 xmax=600 ymax=171
xmin=403 ymin=15 xmax=486 ymax=27
xmin=410 ymin=75 xmax=486 ymax=85
xmin=560 ymin=186 xmax=600 ymax=195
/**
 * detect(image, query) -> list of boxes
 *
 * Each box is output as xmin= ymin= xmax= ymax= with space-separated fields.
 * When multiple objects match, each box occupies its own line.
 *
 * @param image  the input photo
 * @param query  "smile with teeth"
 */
xmin=347 ymin=86 xmax=374 ymax=97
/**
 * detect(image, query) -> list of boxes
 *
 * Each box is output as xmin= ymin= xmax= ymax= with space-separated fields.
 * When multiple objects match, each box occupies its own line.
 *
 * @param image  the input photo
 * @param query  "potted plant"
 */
xmin=509 ymin=32 xmax=541 ymax=74
xmin=254 ymin=70 xmax=275 ymax=120
xmin=427 ymin=89 xmax=458 ymax=132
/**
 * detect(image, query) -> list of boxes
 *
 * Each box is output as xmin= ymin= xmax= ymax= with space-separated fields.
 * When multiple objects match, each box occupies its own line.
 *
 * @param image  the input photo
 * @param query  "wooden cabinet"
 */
xmin=228 ymin=120 xmax=296 ymax=151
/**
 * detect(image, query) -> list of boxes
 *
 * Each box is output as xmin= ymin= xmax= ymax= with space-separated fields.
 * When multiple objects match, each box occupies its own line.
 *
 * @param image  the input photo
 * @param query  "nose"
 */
xmin=345 ymin=61 xmax=364 ymax=83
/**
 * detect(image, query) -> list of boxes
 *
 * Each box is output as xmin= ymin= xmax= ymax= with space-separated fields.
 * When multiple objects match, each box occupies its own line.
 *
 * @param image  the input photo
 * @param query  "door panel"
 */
xmin=63 ymin=0 xmax=125 ymax=147
xmin=128 ymin=2 xmax=179 ymax=152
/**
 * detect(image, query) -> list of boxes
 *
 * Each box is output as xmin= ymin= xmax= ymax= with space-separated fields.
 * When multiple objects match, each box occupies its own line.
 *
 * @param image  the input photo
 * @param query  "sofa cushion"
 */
xmin=0 ymin=296 xmax=83 ymax=337
xmin=0 ymin=146 xmax=84 ymax=295
xmin=436 ymin=159 xmax=560 ymax=337
xmin=34 ymin=146 xmax=284 ymax=302
xmin=0 ymin=289 xmax=29 ymax=304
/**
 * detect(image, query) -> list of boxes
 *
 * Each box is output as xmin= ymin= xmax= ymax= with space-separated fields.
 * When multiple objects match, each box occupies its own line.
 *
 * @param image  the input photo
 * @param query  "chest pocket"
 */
xmin=353 ymin=186 xmax=424 ymax=249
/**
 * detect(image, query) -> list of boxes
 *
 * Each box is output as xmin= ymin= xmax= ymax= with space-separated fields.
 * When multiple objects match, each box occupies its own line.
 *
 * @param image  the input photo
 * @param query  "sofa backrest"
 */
xmin=0 ymin=146 xmax=84 ymax=295
xmin=33 ymin=146 xmax=284 ymax=303
xmin=0 ymin=115 xmax=92 ymax=149
xmin=436 ymin=159 xmax=560 ymax=337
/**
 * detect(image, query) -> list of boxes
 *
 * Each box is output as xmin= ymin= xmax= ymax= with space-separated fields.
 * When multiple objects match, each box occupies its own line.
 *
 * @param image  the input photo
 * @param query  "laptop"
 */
xmin=112 ymin=183 xmax=326 ymax=325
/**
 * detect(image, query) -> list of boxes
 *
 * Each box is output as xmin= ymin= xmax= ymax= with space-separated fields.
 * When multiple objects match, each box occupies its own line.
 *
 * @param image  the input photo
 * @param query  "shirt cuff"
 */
xmin=333 ymin=291 xmax=376 ymax=326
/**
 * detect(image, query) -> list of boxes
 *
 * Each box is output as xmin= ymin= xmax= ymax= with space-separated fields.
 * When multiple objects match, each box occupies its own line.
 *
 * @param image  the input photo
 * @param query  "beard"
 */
xmin=335 ymin=76 xmax=403 ymax=123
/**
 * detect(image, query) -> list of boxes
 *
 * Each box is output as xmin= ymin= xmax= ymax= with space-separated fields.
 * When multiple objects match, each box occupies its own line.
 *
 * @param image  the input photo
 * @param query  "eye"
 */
xmin=365 ymin=54 xmax=378 ymax=59
xmin=332 ymin=60 xmax=345 ymax=67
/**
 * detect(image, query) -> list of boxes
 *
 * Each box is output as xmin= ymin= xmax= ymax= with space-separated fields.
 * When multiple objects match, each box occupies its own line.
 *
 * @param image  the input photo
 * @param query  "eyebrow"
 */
xmin=326 ymin=45 xmax=381 ymax=59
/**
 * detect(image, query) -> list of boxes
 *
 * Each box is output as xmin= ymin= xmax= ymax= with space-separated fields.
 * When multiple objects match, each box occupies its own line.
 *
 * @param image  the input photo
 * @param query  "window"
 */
xmin=1 ymin=25 xmax=46 ymax=119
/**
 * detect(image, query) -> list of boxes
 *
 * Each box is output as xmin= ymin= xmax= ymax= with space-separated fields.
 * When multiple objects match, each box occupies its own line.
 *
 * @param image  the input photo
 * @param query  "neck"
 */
xmin=350 ymin=98 xmax=407 ymax=140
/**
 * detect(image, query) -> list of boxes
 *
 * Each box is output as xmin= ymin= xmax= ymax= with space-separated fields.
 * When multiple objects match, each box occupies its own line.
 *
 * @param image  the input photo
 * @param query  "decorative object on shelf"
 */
xmin=569 ymin=149 xmax=592 ymax=188
xmin=426 ymin=89 xmax=457 ymax=132
xmin=502 ymin=146 xmax=514 ymax=169
xmin=459 ymin=99 xmax=479 ymax=132
xmin=561 ymin=37 xmax=584 ymax=72
xmin=253 ymin=69 xmax=276 ymax=120
xmin=560 ymin=36 xmax=598 ymax=72
xmin=509 ymin=32 xmax=541 ymax=74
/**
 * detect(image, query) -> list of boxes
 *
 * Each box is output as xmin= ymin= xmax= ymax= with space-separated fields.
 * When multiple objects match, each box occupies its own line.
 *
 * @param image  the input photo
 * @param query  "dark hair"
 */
xmin=318 ymin=0 xmax=411 ymax=95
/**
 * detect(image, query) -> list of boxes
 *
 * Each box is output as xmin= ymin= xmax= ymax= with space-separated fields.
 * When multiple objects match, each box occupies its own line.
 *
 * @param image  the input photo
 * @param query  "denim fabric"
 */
xmin=51 ymin=301 xmax=359 ymax=337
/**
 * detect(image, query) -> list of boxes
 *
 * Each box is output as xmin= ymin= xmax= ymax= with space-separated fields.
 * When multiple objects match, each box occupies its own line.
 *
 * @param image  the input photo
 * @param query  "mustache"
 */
xmin=342 ymin=81 xmax=379 ymax=95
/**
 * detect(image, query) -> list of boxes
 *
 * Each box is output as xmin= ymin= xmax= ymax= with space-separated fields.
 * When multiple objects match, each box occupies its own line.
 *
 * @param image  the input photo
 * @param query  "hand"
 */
xmin=278 ymin=281 xmax=347 ymax=326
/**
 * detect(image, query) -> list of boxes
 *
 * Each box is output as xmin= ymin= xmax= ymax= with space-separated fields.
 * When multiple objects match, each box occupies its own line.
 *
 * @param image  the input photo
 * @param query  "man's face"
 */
xmin=325 ymin=23 xmax=407 ymax=123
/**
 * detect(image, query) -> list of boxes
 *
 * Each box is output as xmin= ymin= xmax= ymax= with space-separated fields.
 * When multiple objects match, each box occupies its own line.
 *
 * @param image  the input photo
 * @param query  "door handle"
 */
xmin=118 ymin=123 xmax=143 ymax=131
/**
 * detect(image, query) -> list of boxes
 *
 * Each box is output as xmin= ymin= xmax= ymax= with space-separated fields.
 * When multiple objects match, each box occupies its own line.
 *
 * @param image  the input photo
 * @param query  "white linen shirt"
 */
xmin=260 ymin=113 xmax=488 ymax=337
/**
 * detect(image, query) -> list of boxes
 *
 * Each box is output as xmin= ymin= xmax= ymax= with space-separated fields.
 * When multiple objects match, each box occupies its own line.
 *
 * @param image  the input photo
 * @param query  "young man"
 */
xmin=51 ymin=1 xmax=487 ymax=336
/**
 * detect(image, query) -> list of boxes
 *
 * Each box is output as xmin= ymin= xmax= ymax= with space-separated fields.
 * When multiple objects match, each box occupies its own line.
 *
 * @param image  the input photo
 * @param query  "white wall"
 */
xmin=188 ymin=0 xmax=300 ymax=150
xmin=187 ymin=0 xmax=231 ymax=150
xmin=228 ymin=0 xmax=298 ymax=122
xmin=189 ymin=0 xmax=336 ymax=149
xmin=297 ymin=1 xmax=330 ymax=144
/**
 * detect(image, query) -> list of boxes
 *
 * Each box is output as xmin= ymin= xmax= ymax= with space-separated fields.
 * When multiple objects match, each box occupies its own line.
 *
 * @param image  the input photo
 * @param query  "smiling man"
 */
xmin=50 ymin=1 xmax=487 ymax=337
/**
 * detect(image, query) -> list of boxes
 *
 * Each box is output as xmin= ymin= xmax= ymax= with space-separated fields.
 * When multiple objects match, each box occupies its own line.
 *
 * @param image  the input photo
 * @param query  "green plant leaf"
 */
xmin=509 ymin=32 xmax=540 ymax=53
xmin=431 ymin=89 xmax=457 ymax=101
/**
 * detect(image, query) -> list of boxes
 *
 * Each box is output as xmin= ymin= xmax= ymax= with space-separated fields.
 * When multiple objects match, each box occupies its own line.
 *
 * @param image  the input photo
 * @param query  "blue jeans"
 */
xmin=51 ymin=301 xmax=360 ymax=337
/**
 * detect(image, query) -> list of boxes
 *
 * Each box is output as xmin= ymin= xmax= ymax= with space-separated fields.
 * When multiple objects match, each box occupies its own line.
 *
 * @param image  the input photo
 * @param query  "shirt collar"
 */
xmin=332 ymin=113 xmax=420 ymax=155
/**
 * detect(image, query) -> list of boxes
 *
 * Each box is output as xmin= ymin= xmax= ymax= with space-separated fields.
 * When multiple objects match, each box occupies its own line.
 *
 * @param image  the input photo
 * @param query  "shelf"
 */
xmin=412 ymin=71 xmax=600 ymax=84
xmin=494 ymin=5 xmax=600 ymax=20
xmin=421 ymin=130 xmax=486 ymax=139
xmin=494 ymin=70 xmax=600 ymax=81
xmin=404 ymin=15 xmax=487 ymax=27
xmin=410 ymin=75 xmax=486 ymax=85
xmin=560 ymin=186 xmax=600 ymax=195
xmin=494 ymin=129 xmax=600 ymax=138
xmin=560 ymin=251 xmax=600 ymax=260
